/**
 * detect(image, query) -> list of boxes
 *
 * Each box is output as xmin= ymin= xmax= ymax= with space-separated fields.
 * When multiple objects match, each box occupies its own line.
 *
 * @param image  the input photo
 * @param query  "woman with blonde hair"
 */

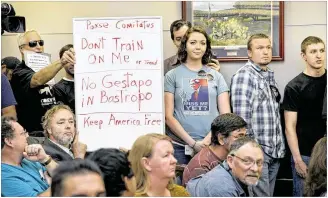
xmin=129 ymin=133 xmax=189 ymax=197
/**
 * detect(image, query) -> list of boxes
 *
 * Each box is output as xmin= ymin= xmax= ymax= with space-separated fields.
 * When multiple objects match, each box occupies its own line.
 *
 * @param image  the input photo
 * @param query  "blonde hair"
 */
xmin=128 ymin=133 xmax=174 ymax=195
xmin=17 ymin=29 xmax=40 ymax=47
xmin=42 ymin=104 xmax=75 ymax=137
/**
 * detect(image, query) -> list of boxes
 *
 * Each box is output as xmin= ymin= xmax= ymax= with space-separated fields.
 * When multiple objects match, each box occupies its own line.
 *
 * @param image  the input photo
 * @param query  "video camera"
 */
xmin=1 ymin=3 xmax=25 ymax=35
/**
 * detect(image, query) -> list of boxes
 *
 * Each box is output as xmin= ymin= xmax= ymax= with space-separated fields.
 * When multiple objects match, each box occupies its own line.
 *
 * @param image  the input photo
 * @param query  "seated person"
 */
xmin=182 ymin=113 xmax=247 ymax=186
xmin=1 ymin=116 xmax=58 ymax=197
xmin=1 ymin=74 xmax=17 ymax=119
xmin=87 ymin=148 xmax=136 ymax=197
xmin=28 ymin=104 xmax=87 ymax=162
xmin=51 ymin=159 xmax=106 ymax=197
xmin=129 ymin=133 xmax=190 ymax=197
xmin=304 ymin=137 xmax=327 ymax=196
xmin=52 ymin=44 xmax=76 ymax=112
xmin=1 ymin=56 xmax=21 ymax=81
xmin=187 ymin=136 xmax=263 ymax=197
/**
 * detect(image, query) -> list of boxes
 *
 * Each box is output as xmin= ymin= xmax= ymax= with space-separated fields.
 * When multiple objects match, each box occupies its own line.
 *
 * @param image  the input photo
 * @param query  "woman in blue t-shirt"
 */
xmin=164 ymin=26 xmax=231 ymax=165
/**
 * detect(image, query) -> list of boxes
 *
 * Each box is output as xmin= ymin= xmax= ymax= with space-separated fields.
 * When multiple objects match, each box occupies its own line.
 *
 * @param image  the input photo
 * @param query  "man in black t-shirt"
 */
xmin=11 ymin=30 xmax=76 ymax=134
xmin=282 ymin=36 xmax=327 ymax=196
xmin=52 ymin=44 xmax=75 ymax=113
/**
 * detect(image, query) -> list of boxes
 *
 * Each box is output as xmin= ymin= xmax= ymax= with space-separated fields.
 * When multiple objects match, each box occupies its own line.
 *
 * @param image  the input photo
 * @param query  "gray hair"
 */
xmin=17 ymin=29 xmax=40 ymax=47
xmin=228 ymin=136 xmax=261 ymax=155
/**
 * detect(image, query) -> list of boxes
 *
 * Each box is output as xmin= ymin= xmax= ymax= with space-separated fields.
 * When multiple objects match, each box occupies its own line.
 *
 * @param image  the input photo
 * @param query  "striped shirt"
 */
xmin=230 ymin=60 xmax=285 ymax=158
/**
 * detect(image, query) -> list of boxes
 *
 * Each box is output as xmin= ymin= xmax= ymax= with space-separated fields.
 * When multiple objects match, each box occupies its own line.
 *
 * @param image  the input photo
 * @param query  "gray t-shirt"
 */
xmin=186 ymin=161 xmax=248 ymax=197
xmin=164 ymin=64 xmax=229 ymax=143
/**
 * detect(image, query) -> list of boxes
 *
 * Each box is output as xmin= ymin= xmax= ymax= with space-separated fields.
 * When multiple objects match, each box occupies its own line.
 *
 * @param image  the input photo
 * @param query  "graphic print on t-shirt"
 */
xmin=181 ymin=78 xmax=209 ymax=115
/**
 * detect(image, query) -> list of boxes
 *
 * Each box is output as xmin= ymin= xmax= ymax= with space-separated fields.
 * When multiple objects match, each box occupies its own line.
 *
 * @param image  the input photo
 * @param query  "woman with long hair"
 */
xmin=304 ymin=136 xmax=327 ymax=196
xmin=129 ymin=133 xmax=189 ymax=197
xmin=164 ymin=26 xmax=231 ymax=165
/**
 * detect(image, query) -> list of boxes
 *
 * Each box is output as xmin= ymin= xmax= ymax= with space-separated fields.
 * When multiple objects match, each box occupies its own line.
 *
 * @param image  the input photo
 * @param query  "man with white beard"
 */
xmin=29 ymin=104 xmax=87 ymax=162
xmin=186 ymin=137 xmax=263 ymax=197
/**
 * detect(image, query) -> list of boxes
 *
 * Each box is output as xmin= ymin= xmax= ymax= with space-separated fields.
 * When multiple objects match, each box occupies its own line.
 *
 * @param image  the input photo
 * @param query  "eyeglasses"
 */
xmin=20 ymin=40 xmax=44 ymax=48
xmin=197 ymin=70 xmax=214 ymax=81
xmin=230 ymin=153 xmax=263 ymax=167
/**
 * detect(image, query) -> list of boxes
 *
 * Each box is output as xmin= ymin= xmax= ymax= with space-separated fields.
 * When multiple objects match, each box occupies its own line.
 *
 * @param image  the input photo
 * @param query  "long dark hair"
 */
xmin=304 ymin=137 xmax=327 ymax=196
xmin=177 ymin=26 xmax=213 ymax=65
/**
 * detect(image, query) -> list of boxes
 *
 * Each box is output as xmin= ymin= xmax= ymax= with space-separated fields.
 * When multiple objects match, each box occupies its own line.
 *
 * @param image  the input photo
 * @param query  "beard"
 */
xmin=53 ymin=133 xmax=74 ymax=147
xmin=242 ymin=175 xmax=260 ymax=186
xmin=65 ymin=66 xmax=74 ymax=77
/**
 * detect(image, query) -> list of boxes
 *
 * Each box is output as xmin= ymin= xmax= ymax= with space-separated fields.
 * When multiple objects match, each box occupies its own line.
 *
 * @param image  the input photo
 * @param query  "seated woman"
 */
xmin=304 ymin=136 xmax=327 ymax=197
xmin=164 ymin=26 xmax=231 ymax=165
xmin=129 ymin=133 xmax=190 ymax=197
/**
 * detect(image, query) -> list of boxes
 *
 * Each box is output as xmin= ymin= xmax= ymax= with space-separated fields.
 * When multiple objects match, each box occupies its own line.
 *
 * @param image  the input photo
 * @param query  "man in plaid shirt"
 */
xmin=230 ymin=33 xmax=285 ymax=197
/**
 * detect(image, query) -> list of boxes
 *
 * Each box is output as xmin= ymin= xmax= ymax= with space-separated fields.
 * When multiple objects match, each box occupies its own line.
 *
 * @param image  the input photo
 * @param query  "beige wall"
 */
xmin=1 ymin=1 xmax=327 ymax=96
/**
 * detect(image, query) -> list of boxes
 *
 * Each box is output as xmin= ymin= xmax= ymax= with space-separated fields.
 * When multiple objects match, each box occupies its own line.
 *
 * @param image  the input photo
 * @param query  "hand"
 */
xmin=206 ymin=59 xmax=220 ymax=72
xmin=192 ymin=141 xmax=206 ymax=153
xmin=295 ymin=160 xmax=308 ymax=178
xmin=71 ymin=131 xmax=87 ymax=159
xmin=61 ymin=47 xmax=76 ymax=66
xmin=23 ymin=144 xmax=48 ymax=162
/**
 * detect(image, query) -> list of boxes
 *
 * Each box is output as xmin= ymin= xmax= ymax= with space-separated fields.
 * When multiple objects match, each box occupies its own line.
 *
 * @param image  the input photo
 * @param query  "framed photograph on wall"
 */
xmin=182 ymin=1 xmax=284 ymax=62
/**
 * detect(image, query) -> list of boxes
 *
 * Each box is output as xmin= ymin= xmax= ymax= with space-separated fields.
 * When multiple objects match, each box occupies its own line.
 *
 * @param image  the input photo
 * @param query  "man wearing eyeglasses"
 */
xmin=10 ymin=30 xmax=75 ymax=134
xmin=164 ymin=19 xmax=220 ymax=75
xmin=186 ymin=136 xmax=263 ymax=197
xmin=182 ymin=113 xmax=247 ymax=186
xmin=230 ymin=33 xmax=285 ymax=197
xmin=1 ymin=116 xmax=58 ymax=197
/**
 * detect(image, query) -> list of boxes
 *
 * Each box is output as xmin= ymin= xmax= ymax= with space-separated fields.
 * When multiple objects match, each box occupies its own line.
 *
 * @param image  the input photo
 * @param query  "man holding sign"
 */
xmin=11 ymin=30 xmax=76 ymax=134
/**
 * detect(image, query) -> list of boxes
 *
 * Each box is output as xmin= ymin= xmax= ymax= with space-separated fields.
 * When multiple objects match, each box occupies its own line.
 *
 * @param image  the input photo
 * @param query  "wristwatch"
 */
xmin=41 ymin=156 xmax=52 ymax=166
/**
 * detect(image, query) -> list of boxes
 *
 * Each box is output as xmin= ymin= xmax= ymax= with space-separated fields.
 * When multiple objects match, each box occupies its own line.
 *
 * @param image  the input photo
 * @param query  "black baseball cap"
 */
xmin=1 ymin=56 xmax=21 ymax=69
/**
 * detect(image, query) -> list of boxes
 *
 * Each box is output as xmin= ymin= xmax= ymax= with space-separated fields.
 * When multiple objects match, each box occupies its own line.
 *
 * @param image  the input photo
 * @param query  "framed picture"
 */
xmin=182 ymin=1 xmax=284 ymax=62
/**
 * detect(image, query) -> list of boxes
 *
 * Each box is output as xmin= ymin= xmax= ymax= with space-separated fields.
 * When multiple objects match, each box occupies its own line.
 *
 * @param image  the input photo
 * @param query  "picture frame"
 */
xmin=182 ymin=1 xmax=284 ymax=62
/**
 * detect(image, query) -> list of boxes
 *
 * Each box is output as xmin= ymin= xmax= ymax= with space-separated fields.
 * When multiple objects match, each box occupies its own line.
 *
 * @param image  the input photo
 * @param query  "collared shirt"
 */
xmin=230 ymin=60 xmax=285 ymax=159
xmin=186 ymin=161 xmax=250 ymax=197
xmin=49 ymin=139 xmax=74 ymax=158
xmin=164 ymin=54 xmax=180 ymax=76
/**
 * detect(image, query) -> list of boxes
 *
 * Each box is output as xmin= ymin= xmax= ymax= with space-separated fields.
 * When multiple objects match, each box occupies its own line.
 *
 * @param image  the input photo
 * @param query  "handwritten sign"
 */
xmin=24 ymin=51 xmax=55 ymax=85
xmin=73 ymin=17 xmax=164 ymax=151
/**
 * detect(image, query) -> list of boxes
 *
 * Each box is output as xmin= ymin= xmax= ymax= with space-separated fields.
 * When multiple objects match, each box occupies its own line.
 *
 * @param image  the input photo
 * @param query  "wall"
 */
xmin=1 ymin=1 xmax=327 ymax=95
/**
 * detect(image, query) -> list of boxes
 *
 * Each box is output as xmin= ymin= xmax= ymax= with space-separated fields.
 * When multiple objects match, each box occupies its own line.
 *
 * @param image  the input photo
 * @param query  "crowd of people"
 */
xmin=1 ymin=18 xmax=326 ymax=197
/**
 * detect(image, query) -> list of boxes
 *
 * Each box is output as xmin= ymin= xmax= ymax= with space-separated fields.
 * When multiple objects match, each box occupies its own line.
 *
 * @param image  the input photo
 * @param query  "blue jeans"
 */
xmin=291 ymin=155 xmax=310 ymax=197
xmin=252 ymin=153 xmax=281 ymax=197
xmin=173 ymin=143 xmax=192 ymax=185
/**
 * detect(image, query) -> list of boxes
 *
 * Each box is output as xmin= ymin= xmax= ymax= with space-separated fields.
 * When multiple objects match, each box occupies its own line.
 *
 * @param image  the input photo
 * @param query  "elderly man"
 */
xmin=52 ymin=44 xmax=76 ymax=112
xmin=51 ymin=159 xmax=106 ymax=197
xmin=164 ymin=19 xmax=220 ymax=75
xmin=187 ymin=136 xmax=263 ymax=197
xmin=29 ymin=104 xmax=87 ymax=162
xmin=182 ymin=113 xmax=247 ymax=186
xmin=1 ymin=116 xmax=58 ymax=197
xmin=230 ymin=33 xmax=285 ymax=196
xmin=11 ymin=30 xmax=75 ymax=133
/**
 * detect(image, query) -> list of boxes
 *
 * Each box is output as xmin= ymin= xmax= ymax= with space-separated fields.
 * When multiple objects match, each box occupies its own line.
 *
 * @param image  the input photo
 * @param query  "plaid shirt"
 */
xmin=230 ymin=60 xmax=285 ymax=158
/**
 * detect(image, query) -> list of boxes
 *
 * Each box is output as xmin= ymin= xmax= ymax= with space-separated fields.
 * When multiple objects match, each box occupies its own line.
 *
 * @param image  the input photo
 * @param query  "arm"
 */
xmin=23 ymin=144 xmax=58 ymax=176
xmin=30 ymin=60 xmax=62 ymax=88
xmin=218 ymin=92 xmax=231 ymax=114
xmin=2 ymin=106 xmax=17 ymax=119
xmin=37 ymin=188 xmax=51 ymax=197
xmin=284 ymin=111 xmax=307 ymax=178
xmin=230 ymin=72 xmax=254 ymax=128
xmin=30 ymin=48 xmax=75 ymax=88
xmin=165 ymin=92 xmax=196 ymax=147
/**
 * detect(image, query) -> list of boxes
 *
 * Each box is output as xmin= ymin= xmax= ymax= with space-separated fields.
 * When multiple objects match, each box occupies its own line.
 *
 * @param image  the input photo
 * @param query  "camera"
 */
xmin=1 ymin=3 xmax=26 ymax=35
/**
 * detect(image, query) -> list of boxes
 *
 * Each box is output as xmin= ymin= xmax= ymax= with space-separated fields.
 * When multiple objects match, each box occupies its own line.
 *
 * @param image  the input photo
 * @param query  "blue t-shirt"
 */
xmin=1 ymin=158 xmax=49 ymax=197
xmin=1 ymin=73 xmax=17 ymax=109
xmin=164 ymin=64 xmax=229 ymax=143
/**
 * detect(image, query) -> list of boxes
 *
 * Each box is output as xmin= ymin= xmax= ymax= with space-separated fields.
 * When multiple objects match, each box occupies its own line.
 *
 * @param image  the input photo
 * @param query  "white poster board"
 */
xmin=73 ymin=17 xmax=164 ymax=151
xmin=24 ymin=51 xmax=55 ymax=85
